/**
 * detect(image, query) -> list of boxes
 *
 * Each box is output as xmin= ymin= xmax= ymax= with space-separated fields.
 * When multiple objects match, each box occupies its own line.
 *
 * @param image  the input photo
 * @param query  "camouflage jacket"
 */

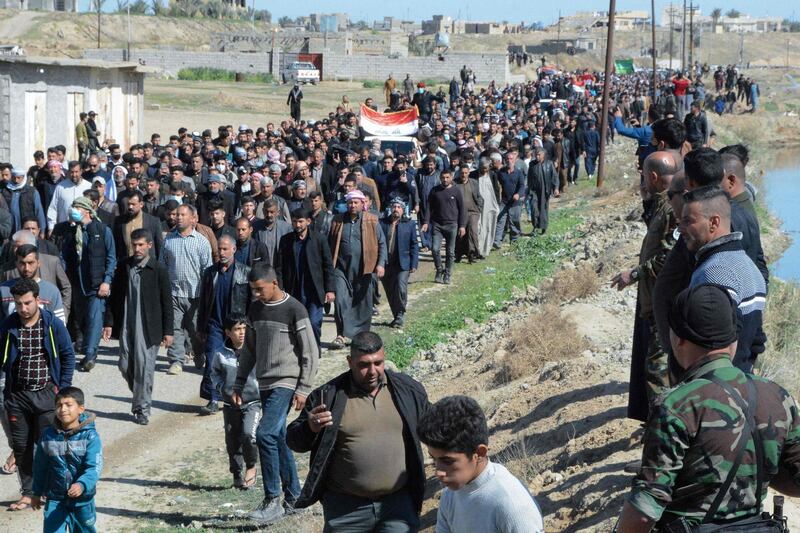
xmin=636 ymin=190 xmax=677 ymax=321
xmin=629 ymin=354 xmax=800 ymax=526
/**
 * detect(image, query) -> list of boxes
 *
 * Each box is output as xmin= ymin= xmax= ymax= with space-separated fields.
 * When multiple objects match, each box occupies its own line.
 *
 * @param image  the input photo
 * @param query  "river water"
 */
xmin=763 ymin=149 xmax=800 ymax=282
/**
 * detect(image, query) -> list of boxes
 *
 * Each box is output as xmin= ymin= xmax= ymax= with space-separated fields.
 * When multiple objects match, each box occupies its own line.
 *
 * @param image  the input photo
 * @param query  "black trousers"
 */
xmin=223 ymin=403 xmax=261 ymax=478
xmin=5 ymin=384 xmax=57 ymax=495
xmin=381 ymin=266 xmax=409 ymax=320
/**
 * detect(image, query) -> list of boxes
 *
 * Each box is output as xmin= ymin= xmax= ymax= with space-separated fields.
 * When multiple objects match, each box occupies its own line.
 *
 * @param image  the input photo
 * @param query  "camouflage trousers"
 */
xmin=645 ymin=322 xmax=670 ymax=404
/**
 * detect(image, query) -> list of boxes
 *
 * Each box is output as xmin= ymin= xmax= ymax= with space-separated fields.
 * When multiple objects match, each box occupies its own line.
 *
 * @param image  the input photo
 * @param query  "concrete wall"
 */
xmin=0 ymin=62 xmax=143 ymax=170
xmin=321 ymin=52 xmax=509 ymax=83
xmin=84 ymin=49 xmax=273 ymax=77
xmin=83 ymin=48 xmax=510 ymax=84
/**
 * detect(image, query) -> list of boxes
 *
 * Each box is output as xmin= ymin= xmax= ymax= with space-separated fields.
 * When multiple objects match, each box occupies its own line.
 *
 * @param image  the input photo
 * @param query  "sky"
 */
xmin=258 ymin=0 xmax=796 ymax=25
xmin=81 ymin=1 xmax=797 ymax=24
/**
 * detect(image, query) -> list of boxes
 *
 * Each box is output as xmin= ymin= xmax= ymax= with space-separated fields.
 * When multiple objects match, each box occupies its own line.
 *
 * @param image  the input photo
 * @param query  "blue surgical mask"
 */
xmin=99 ymin=163 xmax=107 ymax=171
xmin=69 ymin=208 xmax=83 ymax=222
xmin=166 ymin=195 xmax=182 ymax=204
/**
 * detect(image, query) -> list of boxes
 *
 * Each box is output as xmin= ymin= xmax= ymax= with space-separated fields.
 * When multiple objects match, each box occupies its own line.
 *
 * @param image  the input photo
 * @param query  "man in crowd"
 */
xmin=159 ymin=204 xmax=213 ymax=375
xmin=113 ymin=191 xmax=164 ymax=262
xmin=276 ymin=207 xmax=335 ymax=347
xmin=1 ymin=169 xmax=45 ymax=234
xmin=208 ymin=200 xmax=237 ymax=243
xmin=232 ymin=264 xmax=318 ymax=525
xmin=0 ymin=245 xmax=66 ymax=323
xmin=103 ymin=228 xmax=173 ymax=426
xmin=46 ymin=161 xmax=92 ymax=236
xmin=611 ymin=151 xmax=679 ymax=421
xmin=618 ymin=284 xmax=800 ymax=531
xmin=493 ymin=154 xmax=525 ymax=247
xmin=287 ymin=331 xmax=429 ymax=532
xmin=328 ymin=191 xmax=387 ymax=349
xmin=197 ymin=234 xmax=251 ymax=415
xmin=1 ymin=278 xmax=75 ymax=511
xmin=60 ymin=197 xmax=116 ymax=373
xmin=233 ymin=217 xmax=269 ymax=267
xmin=422 ymin=169 xmax=466 ymax=285
xmin=526 ymin=148 xmax=559 ymax=235
xmin=379 ymin=199 xmax=419 ymax=328
xmin=254 ymin=199 xmax=292 ymax=267
xmin=197 ymin=175 xmax=236 ymax=227
xmin=682 ymin=186 xmax=767 ymax=372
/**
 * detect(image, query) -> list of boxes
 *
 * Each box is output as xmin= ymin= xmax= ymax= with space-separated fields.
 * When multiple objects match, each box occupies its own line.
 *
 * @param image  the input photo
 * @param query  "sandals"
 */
xmin=8 ymin=497 xmax=31 ymax=511
xmin=235 ymin=468 xmax=258 ymax=490
xmin=329 ymin=336 xmax=351 ymax=350
xmin=1 ymin=454 xmax=16 ymax=475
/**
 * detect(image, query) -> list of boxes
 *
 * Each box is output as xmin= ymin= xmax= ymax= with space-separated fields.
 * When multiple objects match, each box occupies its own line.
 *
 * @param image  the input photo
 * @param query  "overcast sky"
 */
xmin=259 ymin=1 xmax=796 ymax=25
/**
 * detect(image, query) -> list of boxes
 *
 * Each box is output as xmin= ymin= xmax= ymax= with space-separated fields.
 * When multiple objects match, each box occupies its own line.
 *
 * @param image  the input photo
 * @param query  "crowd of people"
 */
xmin=0 ymin=60 xmax=797 ymax=533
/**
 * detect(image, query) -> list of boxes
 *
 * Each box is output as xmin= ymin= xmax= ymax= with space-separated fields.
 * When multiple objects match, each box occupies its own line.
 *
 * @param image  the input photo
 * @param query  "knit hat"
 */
xmin=389 ymin=197 xmax=406 ymax=209
xmin=668 ymin=284 xmax=738 ymax=350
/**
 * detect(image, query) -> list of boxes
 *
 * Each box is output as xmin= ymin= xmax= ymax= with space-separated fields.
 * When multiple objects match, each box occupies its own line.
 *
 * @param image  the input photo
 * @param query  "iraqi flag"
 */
xmin=359 ymin=104 xmax=419 ymax=136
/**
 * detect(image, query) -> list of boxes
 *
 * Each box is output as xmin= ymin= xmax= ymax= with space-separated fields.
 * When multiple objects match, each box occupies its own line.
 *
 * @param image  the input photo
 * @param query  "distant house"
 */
xmin=0 ymin=0 xmax=77 ymax=11
xmin=0 ymin=56 xmax=151 ymax=169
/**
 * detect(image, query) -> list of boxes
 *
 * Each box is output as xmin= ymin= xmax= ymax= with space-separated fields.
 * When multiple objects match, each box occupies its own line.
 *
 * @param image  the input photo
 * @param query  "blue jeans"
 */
xmin=43 ymin=499 xmax=96 ymax=533
xmin=571 ymin=155 xmax=581 ymax=182
xmin=584 ymin=152 xmax=598 ymax=177
xmin=300 ymin=295 xmax=324 ymax=348
xmin=79 ymin=293 xmax=106 ymax=362
xmin=200 ymin=323 xmax=225 ymax=401
xmin=494 ymin=204 xmax=522 ymax=246
xmin=257 ymin=387 xmax=301 ymax=501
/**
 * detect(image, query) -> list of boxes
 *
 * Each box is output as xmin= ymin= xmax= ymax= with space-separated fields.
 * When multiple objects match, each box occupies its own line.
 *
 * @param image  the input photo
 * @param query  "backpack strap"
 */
xmin=702 ymin=375 xmax=760 ymax=524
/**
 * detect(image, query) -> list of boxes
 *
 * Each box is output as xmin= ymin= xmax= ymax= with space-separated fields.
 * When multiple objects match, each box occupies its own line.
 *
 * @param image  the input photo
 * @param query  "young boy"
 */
xmin=417 ymin=395 xmax=544 ymax=533
xmin=31 ymin=387 xmax=103 ymax=533
xmin=211 ymin=313 xmax=260 ymax=490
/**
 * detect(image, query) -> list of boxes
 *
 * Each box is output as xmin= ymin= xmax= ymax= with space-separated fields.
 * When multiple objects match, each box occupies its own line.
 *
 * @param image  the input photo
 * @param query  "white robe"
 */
xmin=477 ymin=174 xmax=499 ymax=257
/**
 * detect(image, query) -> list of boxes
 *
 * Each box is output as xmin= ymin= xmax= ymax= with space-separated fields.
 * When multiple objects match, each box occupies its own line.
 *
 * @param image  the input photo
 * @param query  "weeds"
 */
xmin=494 ymin=304 xmax=588 ymax=384
xmin=493 ymin=437 xmax=543 ymax=482
xmin=758 ymin=279 xmax=800 ymax=396
xmin=545 ymin=263 xmax=601 ymax=303
xmin=177 ymin=68 xmax=274 ymax=84
xmin=383 ymin=209 xmax=581 ymax=368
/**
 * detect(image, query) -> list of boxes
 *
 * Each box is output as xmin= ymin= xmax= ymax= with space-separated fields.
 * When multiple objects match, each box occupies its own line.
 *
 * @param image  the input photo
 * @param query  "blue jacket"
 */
xmin=0 ymin=308 xmax=75 ymax=400
xmin=612 ymin=117 xmax=652 ymax=147
xmin=380 ymin=216 xmax=419 ymax=272
xmin=32 ymin=412 xmax=102 ymax=503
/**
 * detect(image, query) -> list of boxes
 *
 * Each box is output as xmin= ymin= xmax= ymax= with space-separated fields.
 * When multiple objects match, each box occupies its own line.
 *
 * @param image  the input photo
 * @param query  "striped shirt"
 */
xmin=159 ymin=229 xmax=213 ymax=298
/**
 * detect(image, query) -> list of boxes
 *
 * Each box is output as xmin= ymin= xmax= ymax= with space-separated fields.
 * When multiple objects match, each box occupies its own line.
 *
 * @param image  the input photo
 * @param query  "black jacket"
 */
xmin=310 ymin=210 xmax=333 ymax=237
xmin=196 ymin=190 xmax=237 ymax=227
xmin=112 ymin=212 xmax=164 ymax=261
xmin=286 ymin=370 xmax=430 ymax=512
xmin=197 ymin=261 xmax=251 ymax=333
xmin=235 ymin=238 xmax=269 ymax=267
xmin=104 ymin=256 xmax=174 ymax=346
xmin=275 ymin=231 xmax=335 ymax=305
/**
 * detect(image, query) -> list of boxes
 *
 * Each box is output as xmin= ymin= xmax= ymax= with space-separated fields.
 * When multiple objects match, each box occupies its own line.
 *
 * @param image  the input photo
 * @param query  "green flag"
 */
xmin=614 ymin=59 xmax=635 ymax=75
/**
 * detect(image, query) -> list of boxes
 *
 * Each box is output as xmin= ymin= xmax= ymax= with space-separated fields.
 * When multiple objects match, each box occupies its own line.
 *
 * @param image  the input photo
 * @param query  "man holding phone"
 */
xmin=287 ymin=331 xmax=430 ymax=533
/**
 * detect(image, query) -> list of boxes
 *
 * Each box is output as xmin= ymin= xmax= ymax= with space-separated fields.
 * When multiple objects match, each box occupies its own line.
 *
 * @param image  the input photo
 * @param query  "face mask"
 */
xmin=216 ymin=164 xmax=226 ymax=173
xmin=444 ymin=134 xmax=450 ymax=141
xmin=99 ymin=163 xmax=107 ymax=171
xmin=418 ymin=88 xmax=424 ymax=94
xmin=166 ymin=195 xmax=182 ymax=204
xmin=69 ymin=208 xmax=83 ymax=223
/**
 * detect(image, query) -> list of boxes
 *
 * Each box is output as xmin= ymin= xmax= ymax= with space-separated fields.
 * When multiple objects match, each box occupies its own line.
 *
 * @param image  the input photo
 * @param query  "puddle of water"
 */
xmin=763 ymin=149 xmax=800 ymax=282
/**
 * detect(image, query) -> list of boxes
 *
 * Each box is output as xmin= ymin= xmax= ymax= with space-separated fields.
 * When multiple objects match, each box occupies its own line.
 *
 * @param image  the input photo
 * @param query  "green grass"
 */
xmin=763 ymin=102 xmax=779 ymax=113
xmin=362 ymin=80 xmax=383 ymax=88
xmin=383 ymin=209 xmax=582 ymax=368
xmin=176 ymin=68 xmax=274 ymax=84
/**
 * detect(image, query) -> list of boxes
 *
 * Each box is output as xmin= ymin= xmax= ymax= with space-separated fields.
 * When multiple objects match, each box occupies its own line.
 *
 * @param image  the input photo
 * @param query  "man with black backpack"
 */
xmin=616 ymin=284 xmax=796 ymax=532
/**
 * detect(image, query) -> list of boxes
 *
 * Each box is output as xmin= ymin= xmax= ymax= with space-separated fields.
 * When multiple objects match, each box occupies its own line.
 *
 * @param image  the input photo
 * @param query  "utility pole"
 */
xmin=688 ymin=1 xmax=694 ymax=75
xmin=681 ymin=0 xmax=686 ymax=72
xmin=738 ymin=31 xmax=744 ymax=66
xmin=651 ymin=0 xmax=657 ymax=99
xmin=597 ymin=0 xmax=616 ymax=189
xmin=556 ymin=10 xmax=561 ymax=69
xmin=126 ymin=4 xmax=131 ymax=61
xmin=669 ymin=4 xmax=674 ymax=71
xmin=96 ymin=0 xmax=101 ymax=49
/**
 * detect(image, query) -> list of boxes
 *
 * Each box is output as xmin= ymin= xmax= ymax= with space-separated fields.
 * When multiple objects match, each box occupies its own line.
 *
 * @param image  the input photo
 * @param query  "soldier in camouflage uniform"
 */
xmin=611 ymin=151 xmax=679 ymax=421
xmin=617 ymin=284 xmax=800 ymax=531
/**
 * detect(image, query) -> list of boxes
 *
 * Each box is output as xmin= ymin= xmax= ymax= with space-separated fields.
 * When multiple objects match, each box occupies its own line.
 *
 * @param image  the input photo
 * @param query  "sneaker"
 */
xmin=199 ymin=401 xmax=219 ymax=416
xmin=443 ymin=274 xmax=451 ymax=285
xmin=248 ymin=497 xmax=285 ymax=524
xmin=434 ymin=270 xmax=444 ymax=284
xmin=166 ymin=363 xmax=182 ymax=375
xmin=78 ymin=360 xmax=96 ymax=373
xmin=133 ymin=413 xmax=149 ymax=426
xmin=193 ymin=351 xmax=206 ymax=369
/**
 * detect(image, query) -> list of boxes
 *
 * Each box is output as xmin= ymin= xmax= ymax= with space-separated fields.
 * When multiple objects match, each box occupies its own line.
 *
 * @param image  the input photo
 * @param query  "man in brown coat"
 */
xmin=328 ymin=190 xmax=387 ymax=349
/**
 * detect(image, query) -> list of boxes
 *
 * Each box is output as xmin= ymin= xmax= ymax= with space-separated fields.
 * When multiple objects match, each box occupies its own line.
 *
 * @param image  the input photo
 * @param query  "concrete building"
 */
xmin=554 ymin=10 xmax=650 ymax=31
xmin=660 ymin=7 xmax=782 ymax=33
xmin=0 ymin=0 xmax=76 ymax=10
xmin=0 ymin=56 xmax=149 ymax=169
xmin=309 ymin=13 xmax=348 ymax=32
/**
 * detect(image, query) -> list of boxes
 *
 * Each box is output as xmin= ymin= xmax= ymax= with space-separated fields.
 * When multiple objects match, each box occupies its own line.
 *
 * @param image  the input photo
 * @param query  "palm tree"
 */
xmin=725 ymin=9 xmax=741 ymax=19
xmin=711 ymin=8 xmax=721 ymax=33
